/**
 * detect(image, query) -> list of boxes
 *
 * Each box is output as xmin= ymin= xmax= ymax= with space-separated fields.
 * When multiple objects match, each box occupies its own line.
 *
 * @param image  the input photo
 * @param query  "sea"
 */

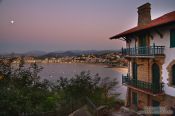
xmin=38 ymin=63 xmax=127 ymax=100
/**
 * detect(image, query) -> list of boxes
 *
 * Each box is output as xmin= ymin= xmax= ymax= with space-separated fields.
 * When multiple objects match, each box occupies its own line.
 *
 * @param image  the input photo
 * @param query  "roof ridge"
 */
xmin=152 ymin=11 xmax=175 ymax=20
xmin=110 ymin=11 xmax=175 ymax=39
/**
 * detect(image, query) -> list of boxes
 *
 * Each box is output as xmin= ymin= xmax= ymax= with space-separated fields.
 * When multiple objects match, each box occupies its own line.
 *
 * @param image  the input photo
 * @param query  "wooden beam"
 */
xmin=131 ymin=34 xmax=138 ymax=40
xmin=121 ymin=37 xmax=129 ymax=41
xmin=155 ymin=29 xmax=163 ymax=38
xmin=148 ymin=32 xmax=154 ymax=39
xmin=117 ymin=37 xmax=125 ymax=41
xmin=123 ymin=37 xmax=127 ymax=40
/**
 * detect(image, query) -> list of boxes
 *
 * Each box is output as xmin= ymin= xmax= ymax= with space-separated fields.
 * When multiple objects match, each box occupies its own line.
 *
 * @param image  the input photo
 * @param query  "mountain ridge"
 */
xmin=0 ymin=50 xmax=119 ymax=57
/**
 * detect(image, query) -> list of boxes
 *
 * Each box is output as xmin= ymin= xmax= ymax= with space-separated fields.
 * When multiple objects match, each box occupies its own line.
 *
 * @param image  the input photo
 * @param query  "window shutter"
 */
xmin=132 ymin=62 xmax=137 ymax=80
xmin=172 ymin=65 xmax=175 ymax=85
xmin=170 ymin=29 xmax=175 ymax=48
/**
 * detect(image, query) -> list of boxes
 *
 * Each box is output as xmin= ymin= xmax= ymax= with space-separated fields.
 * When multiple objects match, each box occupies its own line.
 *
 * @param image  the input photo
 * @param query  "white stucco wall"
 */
xmin=126 ymin=38 xmax=135 ymax=48
xmin=130 ymin=38 xmax=136 ymax=48
xmin=150 ymin=30 xmax=175 ymax=97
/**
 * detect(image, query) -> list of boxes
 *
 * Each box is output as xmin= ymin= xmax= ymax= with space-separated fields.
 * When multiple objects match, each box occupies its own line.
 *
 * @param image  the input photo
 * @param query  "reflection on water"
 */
xmin=39 ymin=63 xmax=127 ymax=100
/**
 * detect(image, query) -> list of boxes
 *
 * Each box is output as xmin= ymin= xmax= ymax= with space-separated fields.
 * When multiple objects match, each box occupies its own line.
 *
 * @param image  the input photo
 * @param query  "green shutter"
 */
xmin=172 ymin=65 xmax=175 ymax=85
xmin=139 ymin=34 xmax=146 ymax=47
xmin=170 ymin=29 xmax=175 ymax=48
xmin=152 ymin=63 xmax=160 ymax=93
xmin=132 ymin=62 xmax=137 ymax=80
xmin=139 ymin=34 xmax=147 ymax=54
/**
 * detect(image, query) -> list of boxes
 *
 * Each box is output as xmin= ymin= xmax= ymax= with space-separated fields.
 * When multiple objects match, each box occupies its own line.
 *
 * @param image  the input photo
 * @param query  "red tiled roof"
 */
xmin=110 ymin=11 xmax=175 ymax=39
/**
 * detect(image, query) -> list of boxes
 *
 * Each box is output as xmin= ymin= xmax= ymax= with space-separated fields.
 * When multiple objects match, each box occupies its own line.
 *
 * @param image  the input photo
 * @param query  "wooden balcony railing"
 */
xmin=121 ymin=45 xmax=165 ymax=57
xmin=122 ymin=75 xmax=164 ymax=94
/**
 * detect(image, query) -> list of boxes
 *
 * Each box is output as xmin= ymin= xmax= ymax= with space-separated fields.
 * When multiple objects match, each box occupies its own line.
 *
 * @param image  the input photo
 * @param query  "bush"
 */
xmin=0 ymin=58 xmax=122 ymax=116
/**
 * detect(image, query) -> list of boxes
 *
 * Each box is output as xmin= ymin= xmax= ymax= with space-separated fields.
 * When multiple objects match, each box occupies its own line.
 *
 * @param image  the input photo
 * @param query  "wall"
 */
xmin=149 ymin=29 xmax=175 ymax=97
xmin=136 ymin=59 xmax=149 ymax=82
xmin=126 ymin=38 xmax=136 ymax=48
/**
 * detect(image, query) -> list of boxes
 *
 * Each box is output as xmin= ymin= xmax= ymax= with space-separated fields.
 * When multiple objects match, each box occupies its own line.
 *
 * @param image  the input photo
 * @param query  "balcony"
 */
xmin=121 ymin=45 xmax=165 ymax=58
xmin=122 ymin=75 xmax=164 ymax=96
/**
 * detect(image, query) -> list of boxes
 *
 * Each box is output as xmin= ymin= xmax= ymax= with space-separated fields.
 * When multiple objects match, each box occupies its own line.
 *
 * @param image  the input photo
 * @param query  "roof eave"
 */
xmin=109 ymin=36 xmax=127 ymax=41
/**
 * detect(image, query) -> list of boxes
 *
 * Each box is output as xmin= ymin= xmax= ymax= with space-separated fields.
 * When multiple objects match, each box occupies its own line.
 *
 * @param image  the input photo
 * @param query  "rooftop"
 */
xmin=110 ymin=11 xmax=175 ymax=39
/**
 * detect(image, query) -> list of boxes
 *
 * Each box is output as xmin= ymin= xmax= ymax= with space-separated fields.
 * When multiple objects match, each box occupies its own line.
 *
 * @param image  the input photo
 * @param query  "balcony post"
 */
xmin=135 ymin=47 xmax=136 ymax=56
xmin=153 ymin=43 xmax=155 ymax=56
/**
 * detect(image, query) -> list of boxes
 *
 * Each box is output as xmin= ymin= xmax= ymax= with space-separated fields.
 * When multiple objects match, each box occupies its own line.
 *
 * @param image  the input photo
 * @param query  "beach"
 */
xmin=112 ymin=67 xmax=128 ymax=74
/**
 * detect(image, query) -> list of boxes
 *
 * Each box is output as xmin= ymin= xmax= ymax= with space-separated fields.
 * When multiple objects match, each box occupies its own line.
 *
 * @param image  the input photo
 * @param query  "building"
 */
xmin=110 ymin=3 xmax=175 ymax=115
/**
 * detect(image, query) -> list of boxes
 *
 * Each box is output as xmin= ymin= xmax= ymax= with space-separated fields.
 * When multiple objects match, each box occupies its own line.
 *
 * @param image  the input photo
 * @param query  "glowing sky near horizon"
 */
xmin=0 ymin=0 xmax=175 ymax=53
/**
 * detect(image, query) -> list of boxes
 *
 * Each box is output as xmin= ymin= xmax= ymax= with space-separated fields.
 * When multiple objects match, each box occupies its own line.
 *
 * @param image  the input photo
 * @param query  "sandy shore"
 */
xmin=112 ymin=67 xmax=128 ymax=74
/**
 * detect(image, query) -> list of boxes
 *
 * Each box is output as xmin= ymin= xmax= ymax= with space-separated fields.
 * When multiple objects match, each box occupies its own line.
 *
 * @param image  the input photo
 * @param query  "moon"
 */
xmin=10 ymin=20 xmax=15 ymax=24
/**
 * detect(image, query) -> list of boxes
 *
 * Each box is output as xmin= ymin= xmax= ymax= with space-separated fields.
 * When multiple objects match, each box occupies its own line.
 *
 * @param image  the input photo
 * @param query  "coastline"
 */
xmin=112 ymin=67 xmax=128 ymax=74
xmin=16 ymin=61 xmax=126 ymax=67
xmin=14 ymin=61 xmax=128 ymax=74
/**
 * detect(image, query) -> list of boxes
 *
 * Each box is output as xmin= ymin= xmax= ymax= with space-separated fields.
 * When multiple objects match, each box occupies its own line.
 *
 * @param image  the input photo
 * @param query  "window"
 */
xmin=166 ymin=60 xmax=175 ymax=87
xmin=132 ymin=62 xmax=137 ymax=80
xmin=139 ymin=34 xmax=147 ymax=47
xmin=172 ymin=64 xmax=175 ymax=86
xmin=170 ymin=29 xmax=175 ymax=48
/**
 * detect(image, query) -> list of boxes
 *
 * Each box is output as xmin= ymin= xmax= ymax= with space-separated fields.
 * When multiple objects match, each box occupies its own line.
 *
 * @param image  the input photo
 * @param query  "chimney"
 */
xmin=137 ymin=3 xmax=151 ymax=26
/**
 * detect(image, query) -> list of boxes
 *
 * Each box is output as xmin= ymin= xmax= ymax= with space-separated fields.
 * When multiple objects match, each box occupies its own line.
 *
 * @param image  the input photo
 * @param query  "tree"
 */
xmin=54 ymin=71 xmax=120 ymax=115
xmin=0 ymin=58 xmax=58 ymax=115
xmin=0 ymin=58 xmax=122 ymax=116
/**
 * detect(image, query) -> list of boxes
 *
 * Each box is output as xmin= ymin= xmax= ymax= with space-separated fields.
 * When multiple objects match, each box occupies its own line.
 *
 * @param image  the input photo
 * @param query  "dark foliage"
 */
xmin=0 ymin=58 xmax=122 ymax=116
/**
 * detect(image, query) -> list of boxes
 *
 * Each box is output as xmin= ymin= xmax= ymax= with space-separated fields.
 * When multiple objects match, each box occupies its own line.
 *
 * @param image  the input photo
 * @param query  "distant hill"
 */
xmin=41 ymin=50 xmax=118 ymax=58
xmin=0 ymin=50 xmax=119 ymax=58
xmin=0 ymin=51 xmax=47 ymax=57
xmin=24 ymin=51 xmax=47 ymax=56
xmin=42 ymin=51 xmax=78 ymax=57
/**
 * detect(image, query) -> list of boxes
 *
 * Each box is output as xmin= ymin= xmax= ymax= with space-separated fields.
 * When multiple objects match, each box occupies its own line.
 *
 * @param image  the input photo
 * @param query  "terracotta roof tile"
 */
xmin=110 ymin=11 xmax=175 ymax=39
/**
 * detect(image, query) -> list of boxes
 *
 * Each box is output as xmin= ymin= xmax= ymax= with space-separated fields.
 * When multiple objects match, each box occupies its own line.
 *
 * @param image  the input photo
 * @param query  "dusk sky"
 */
xmin=0 ymin=0 xmax=175 ymax=53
